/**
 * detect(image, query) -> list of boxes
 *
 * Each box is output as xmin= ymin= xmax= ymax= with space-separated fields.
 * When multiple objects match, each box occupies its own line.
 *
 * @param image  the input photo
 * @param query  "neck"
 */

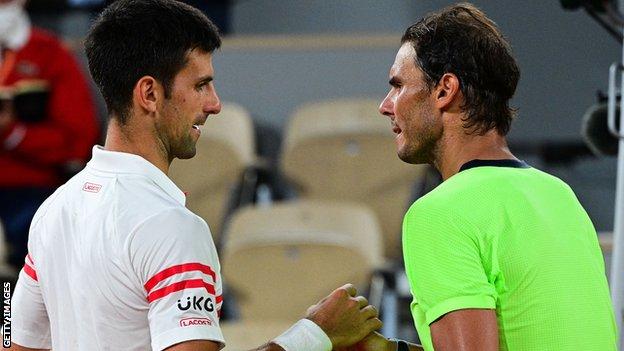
xmin=433 ymin=126 xmax=516 ymax=181
xmin=104 ymin=117 xmax=171 ymax=174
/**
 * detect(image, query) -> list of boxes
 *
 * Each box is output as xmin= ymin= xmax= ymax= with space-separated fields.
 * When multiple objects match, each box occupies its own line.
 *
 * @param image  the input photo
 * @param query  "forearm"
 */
xmin=250 ymin=342 xmax=285 ymax=351
xmin=7 ymin=342 xmax=49 ymax=351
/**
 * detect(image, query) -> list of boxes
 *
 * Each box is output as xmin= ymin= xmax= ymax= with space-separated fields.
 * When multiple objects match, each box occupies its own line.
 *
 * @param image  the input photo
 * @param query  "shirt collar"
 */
xmin=87 ymin=145 xmax=186 ymax=206
xmin=459 ymin=159 xmax=530 ymax=173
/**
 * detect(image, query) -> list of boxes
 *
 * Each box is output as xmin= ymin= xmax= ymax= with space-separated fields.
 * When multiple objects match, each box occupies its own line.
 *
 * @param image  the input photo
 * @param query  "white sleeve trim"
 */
xmin=11 ymin=327 xmax=52 ymax=350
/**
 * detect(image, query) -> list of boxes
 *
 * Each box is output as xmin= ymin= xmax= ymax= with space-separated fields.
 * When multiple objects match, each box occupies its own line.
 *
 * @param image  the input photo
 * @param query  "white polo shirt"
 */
xmin=11 ymin=146 xmax=225 ymax=350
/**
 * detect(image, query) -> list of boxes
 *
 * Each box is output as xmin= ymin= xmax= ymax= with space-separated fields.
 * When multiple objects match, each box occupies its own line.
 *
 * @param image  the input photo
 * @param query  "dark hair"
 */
xmin=402 ymin=3 xmax=519 ymax=135
xmin=85 ymin=0 xmax=221 ymax=124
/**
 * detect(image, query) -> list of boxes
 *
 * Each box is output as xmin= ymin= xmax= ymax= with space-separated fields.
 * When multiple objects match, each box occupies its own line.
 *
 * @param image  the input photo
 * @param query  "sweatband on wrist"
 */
xmin=272 ymin=318 xmax=332 ymax=351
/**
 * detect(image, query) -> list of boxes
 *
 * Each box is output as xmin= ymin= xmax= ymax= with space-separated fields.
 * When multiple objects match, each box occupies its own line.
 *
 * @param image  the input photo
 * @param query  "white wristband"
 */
xmin=272 ymin=319 xmax=332 ymax=351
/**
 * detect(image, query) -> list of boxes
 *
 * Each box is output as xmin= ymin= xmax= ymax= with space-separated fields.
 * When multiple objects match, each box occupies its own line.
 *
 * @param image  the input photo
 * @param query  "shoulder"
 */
xmin=113 ymin=174 xmax=190 ymax=219
xmin=29 ymin=184 xmax=67 ymax=229
xmin=29 ymin=168 xmax=92 ymax=230
xmin=127 ymin=206 xmax=214 ymax=255
xmin=137 ymin=206 xmax=208 ymax=235
xmin=126 ymin=207 xmax=219 ymax=284
xmin=402 ymin=172 xmax=489 ymax=243
xmin=404 ymin=174 xmax=473 ymax=223
xmin=522 ymin=167 xmax=573 ymax=190
xmin=25 ymin=27 xmax=67 ymax=52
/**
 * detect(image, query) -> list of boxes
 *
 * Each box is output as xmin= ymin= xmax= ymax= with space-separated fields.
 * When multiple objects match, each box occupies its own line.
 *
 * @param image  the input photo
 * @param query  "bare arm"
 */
xmin=430 ymin=308 xmax=498 ymax=351
xmin=334 ymin=331 xmax=424 ymax=351
xmin=167 ymin=284 xmax=382 ymax=351
xmin=335 ymin=309 xmax=497 ymax=351
xmin=165 ymin=340 xmax=284 ymax=351
xmin=7 ymin=343 xmax=49 ymax=351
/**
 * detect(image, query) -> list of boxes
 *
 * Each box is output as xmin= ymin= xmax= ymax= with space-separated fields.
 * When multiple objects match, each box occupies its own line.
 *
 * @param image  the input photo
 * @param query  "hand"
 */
xmin=0 ymin=99 xmax=16 ymax=133
xmin=334 ymin=332 xmax=394 ymax=351
xmin=305 ymin=284 xmax=382 ymax=348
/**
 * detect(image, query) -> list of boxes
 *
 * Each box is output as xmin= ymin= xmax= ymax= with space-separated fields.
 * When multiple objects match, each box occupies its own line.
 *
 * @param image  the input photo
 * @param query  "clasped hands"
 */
xmin=305 ymin=284 xmax=395 ymax=351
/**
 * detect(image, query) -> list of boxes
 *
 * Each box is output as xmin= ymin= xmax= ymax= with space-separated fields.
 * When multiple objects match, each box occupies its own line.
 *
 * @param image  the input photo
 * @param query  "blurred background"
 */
xmin=31 ymin=0 xmax=618 ymax=229
xmin=1 ymin=0 xmax=620 ymax=348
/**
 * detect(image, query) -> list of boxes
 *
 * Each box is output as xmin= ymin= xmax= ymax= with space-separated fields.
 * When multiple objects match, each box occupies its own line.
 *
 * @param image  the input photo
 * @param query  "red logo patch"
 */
xmin=179 ymin=317 xmax=213 ymax=327
xmin=82 ymin=182 xmax=102 ymax=193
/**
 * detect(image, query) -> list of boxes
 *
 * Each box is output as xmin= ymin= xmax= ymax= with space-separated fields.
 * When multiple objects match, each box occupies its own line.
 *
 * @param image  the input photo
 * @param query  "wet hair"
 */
xmin=85 ymin=0 xmax=221 ymax=124
xmin=402 ymin=2 xmax=520 ymax=135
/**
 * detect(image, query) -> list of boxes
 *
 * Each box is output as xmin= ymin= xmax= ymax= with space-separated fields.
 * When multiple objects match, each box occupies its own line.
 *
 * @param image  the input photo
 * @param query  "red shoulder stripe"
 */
xmin=147 ymin=278 xmax=215 ymax=303
xmin=144 ymin=263 xmax=216 ymax=293
xmin=23 ymin=264 xmax=37 ymax=281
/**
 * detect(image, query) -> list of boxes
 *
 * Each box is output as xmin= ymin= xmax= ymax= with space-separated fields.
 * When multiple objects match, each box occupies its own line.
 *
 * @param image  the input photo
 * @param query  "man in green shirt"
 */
xmin=341 ymin=3 xmax=617 ymax=351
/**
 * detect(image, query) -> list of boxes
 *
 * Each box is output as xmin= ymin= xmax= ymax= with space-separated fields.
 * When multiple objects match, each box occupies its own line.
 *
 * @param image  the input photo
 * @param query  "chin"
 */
xmin=176 ymin=150 xmax=197 ymax=160
xmin=397 ymin=145 xmax=432 ymax=165
xmin=173 ymin=145 xmax=197 ymax=160
xmin=172 ymin=137 xmax=198 ymax=160
xmin=398 ymin=152 xmax=426 ymax=164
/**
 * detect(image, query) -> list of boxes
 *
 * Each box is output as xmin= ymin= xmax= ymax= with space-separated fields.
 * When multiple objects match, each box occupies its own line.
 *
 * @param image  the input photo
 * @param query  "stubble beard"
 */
xmin=172 ymin=133 xmax=197 ymax=160
xmin=398 ymin=132 xmax=437 ymax=165
xmin=397 ymin=113 xmax=442 ymax=165
xmin=159 ymin=102 xmax=198 ymax=161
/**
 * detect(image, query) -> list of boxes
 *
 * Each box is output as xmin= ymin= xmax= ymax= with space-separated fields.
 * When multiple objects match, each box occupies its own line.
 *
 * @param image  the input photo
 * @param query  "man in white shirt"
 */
xmin=8 ymin=0 xmax=382 ymax=350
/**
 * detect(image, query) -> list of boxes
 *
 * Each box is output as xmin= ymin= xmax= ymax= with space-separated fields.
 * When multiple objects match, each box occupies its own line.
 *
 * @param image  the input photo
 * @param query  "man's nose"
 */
xmin=206 ymin=89 xmax=221 ymax=115
xmin=379 ymin=92 xmax=394 ymax=117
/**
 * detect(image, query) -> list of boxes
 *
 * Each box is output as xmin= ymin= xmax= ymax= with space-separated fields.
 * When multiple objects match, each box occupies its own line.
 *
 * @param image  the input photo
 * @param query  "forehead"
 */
xmin=176 ymin=49 xmax=214 ymax=80
xmin=389 ymin=43 xmax=420 ymax=80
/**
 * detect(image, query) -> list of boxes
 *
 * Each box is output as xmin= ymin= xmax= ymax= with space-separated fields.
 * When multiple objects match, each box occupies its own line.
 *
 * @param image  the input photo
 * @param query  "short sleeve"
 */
xmin=402 ymin=202 xmax=496 ymax=325
xmin=128 ymin=207 xmax=225 ymax=351
xmin=11 ymin=253 xmax=52 ymax=349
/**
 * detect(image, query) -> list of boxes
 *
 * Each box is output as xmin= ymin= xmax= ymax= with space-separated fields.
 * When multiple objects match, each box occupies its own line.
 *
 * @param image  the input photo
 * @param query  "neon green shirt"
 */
xmin=403 ymin=160 xmax=616 ymax=350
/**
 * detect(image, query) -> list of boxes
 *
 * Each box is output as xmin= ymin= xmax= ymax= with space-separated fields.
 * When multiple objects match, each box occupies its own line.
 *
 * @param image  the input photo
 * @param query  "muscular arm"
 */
xmin=7 ymin=343 xmax=49 ymax=351
xmin=335 ymin=309 xmax=497 ymax=351
xmin=430 ymin=309 xmax=498 ymax=351
xmin=166 ymin=284 xmax=381 ymax=351
xmin=166 ymin=340 xmax=285 ymax=351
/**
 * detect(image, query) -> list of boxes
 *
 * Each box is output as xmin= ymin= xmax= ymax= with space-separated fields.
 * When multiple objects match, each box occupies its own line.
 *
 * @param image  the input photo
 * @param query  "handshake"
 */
xmin=273 ymin=283 xmax=405 ymax=351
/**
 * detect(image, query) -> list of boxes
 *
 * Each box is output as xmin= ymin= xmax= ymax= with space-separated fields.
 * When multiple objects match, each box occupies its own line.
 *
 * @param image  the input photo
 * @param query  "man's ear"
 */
xmin=133 ymin=76 xmax=162 ymax=114
xmin=433 ymin=73 xmax=460 ymax=110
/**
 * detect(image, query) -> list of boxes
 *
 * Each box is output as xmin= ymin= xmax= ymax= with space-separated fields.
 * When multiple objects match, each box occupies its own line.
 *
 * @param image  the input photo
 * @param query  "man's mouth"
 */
xmin=391 ymin=121 xmax=402 ymax=135
xmin=192 ymin=117 xmax=207 ymax=130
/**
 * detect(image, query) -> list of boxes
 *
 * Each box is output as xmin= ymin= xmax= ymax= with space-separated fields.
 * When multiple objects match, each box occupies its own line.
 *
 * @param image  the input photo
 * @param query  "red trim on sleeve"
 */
xmin=26 ymin=253 xmax=34 ymax=265
xmin=23 ymin=264 xmax=38 ymax=281
xmin=216 ymin=295 xmax=223 ymax=304
xmin=147 ymin=278 xmax=215 ymax=303
xmin=144 ymin=262 xmax=216 ymax=293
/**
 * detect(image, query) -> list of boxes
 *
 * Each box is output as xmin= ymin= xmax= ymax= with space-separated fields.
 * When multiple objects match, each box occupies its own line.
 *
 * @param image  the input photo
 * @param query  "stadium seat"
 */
xmin=221 ymin=200 xmax=383 ymax=322
xmin=280 ymin=98 xmax=428 ymax=259
xmin=169 ymin=102 xmax=256 ymax=243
